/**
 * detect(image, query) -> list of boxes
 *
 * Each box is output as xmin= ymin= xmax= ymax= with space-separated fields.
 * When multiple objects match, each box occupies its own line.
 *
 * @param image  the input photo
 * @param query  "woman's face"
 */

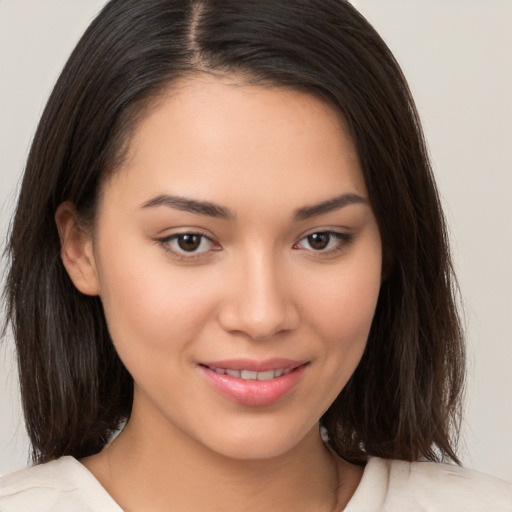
xmin=73 ymin=75 xmax=382 ymax=459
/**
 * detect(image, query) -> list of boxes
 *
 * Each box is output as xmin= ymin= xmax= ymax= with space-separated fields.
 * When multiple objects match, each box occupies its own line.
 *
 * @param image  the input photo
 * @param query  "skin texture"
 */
xmin=56 ymin=75 xmax=382 ymax=511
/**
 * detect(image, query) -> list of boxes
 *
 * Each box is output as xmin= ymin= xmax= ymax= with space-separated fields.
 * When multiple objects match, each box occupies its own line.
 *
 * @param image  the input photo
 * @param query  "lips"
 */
xmin=208 ymin=367 xmax=293 ymax=380
xmin=198 ymin=359 xmax=309 ymax=406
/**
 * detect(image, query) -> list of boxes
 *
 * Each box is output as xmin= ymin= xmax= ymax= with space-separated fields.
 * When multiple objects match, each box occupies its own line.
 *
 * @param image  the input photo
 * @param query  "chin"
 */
xmin=194 ymin=418 xmax=319 ymax=462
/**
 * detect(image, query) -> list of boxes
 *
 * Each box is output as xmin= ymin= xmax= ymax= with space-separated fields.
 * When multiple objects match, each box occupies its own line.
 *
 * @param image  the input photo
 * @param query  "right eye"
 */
xmin=157 ymin=233 xmax=219 ymax=260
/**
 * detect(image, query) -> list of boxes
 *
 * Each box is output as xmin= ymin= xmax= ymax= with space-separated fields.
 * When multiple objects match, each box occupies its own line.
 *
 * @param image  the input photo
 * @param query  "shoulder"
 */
xmin=386 ymin=458 xmax=512 ymax=510
xmin=346 ymin=457 xmax=512 ymax=512
xmin=0 ymin=456 xmax=122 ymax=512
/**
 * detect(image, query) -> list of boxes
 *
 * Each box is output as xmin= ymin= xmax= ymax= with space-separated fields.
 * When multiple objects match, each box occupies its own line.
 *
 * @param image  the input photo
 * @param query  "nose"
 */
xmin=217 ymin=251 xmax=300 ymax=340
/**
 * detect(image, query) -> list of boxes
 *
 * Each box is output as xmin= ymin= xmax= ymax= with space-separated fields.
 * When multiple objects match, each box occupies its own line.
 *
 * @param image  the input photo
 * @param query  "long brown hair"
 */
xmin=3 ymin=0 xmax=465 ymax=465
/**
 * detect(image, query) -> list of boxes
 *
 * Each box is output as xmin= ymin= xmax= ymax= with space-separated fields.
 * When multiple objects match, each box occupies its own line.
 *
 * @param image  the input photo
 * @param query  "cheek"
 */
xmin=299 ymin=245 xmax=382 ymax=398
xmin=93 ymin=236 xmax=217 ymax=367
xmin=304 ymin=255 xmax=381 ymax=343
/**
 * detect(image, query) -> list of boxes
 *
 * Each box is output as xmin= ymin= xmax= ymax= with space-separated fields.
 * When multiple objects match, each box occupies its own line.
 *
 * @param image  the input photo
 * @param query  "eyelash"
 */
xmin=293 ymin=231 xmax=353 ymax=255
xmin=156 ymin=230 xmax=353 ymax=261
xmin=157 ymin=232 xmax=219 ymax=261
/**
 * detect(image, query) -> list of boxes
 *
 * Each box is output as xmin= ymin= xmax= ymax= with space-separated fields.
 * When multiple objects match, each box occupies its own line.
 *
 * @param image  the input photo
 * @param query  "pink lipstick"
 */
xmin=198 ymin=359 xmax=309 ymax=406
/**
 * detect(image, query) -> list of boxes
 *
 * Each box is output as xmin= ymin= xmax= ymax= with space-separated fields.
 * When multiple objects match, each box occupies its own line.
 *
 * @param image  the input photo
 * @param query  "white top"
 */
xmin=1 ymin=456 xmax=511 ymax=511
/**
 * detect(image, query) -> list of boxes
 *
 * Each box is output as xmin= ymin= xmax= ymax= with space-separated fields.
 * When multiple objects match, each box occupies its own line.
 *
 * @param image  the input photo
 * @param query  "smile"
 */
xmin=208 ymin=367 xmax=293 ymax=380
xmin=199 ymin=361 xmax=309 ymax=406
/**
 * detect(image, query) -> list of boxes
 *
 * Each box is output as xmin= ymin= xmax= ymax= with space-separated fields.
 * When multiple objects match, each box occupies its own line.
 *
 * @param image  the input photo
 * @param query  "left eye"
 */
xmin=295 ymin=231 xmax=350 ymax=252
xmin=161 ymin=233 xmax=215 ymax=254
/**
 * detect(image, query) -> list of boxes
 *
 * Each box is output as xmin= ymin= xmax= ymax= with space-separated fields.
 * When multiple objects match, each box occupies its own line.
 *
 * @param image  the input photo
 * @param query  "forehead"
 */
xmin=104 ymin=74 xmax=367 ymax=212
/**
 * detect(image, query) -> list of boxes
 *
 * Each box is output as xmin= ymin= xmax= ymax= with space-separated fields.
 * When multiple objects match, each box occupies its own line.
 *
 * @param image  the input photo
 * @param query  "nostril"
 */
xmin=216 ymin=267 xmax=300 ymax=338
xmin=217 ymin=304 xmax=300 ymax=340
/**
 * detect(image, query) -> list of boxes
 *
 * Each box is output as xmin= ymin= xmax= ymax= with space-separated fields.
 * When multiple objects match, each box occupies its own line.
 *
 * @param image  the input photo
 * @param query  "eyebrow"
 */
xmin=141 ymin=194 xmax=235 ymax=219
xmin=140 ymin=192 xmax=368 ymax=221
xmin=293 ymin=193 xmax=368 ymax=221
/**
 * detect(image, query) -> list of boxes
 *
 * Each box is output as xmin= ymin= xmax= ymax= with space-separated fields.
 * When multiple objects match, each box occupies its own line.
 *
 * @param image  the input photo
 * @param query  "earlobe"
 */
xmin=55 ymin=202 xmax=100 ymax=296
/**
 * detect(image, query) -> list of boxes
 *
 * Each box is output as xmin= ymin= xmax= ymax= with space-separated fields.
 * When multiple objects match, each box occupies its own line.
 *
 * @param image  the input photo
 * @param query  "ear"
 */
xmin=55 ymin=202 xmax=100 ymax=296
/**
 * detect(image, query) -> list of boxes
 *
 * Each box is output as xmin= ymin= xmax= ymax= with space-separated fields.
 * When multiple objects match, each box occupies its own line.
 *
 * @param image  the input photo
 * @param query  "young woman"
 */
xmin=1 ymin=0 xmax=511 ymax=510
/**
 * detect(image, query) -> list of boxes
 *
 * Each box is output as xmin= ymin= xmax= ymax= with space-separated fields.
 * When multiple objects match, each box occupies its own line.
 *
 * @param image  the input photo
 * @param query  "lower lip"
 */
xmin=199 ymin=364 xmax=308 ymax=406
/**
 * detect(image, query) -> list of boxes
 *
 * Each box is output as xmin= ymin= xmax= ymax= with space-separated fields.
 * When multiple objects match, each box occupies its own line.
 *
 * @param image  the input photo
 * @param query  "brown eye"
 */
xmin=177 ymin=234 xmax=202 ymax=252
xmin=307 ymin=232 xmax=330 ymax=250
xmin=294 ymin=231 xmax=352 ymax=254
xmin=159 ymin=233 xmax=216 ymax=258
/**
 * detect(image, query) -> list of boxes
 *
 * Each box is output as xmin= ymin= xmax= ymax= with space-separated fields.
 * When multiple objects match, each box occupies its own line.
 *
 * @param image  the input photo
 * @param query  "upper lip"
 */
xmin=199 ymin=358 xmax=308 ymax=372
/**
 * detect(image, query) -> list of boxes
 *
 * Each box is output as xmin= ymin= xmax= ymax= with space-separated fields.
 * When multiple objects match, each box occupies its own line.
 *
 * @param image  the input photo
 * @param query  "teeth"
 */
xmin=211 ymin=367 xmax=292 ymax=380
xmin=256 ymin=370 xmax=275 ymax=381
xmin=241 ymin=370 xmax=258 ymax=380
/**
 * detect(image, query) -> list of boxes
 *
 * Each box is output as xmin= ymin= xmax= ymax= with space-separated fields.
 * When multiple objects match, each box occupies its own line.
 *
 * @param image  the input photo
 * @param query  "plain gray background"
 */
xmin=1 ymin=0 xmax=511 ymax=480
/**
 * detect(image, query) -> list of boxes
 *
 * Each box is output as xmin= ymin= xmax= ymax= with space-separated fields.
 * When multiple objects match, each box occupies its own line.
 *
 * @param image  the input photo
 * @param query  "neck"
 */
xmin=82 ymin=401 xmax=361 ymax=512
